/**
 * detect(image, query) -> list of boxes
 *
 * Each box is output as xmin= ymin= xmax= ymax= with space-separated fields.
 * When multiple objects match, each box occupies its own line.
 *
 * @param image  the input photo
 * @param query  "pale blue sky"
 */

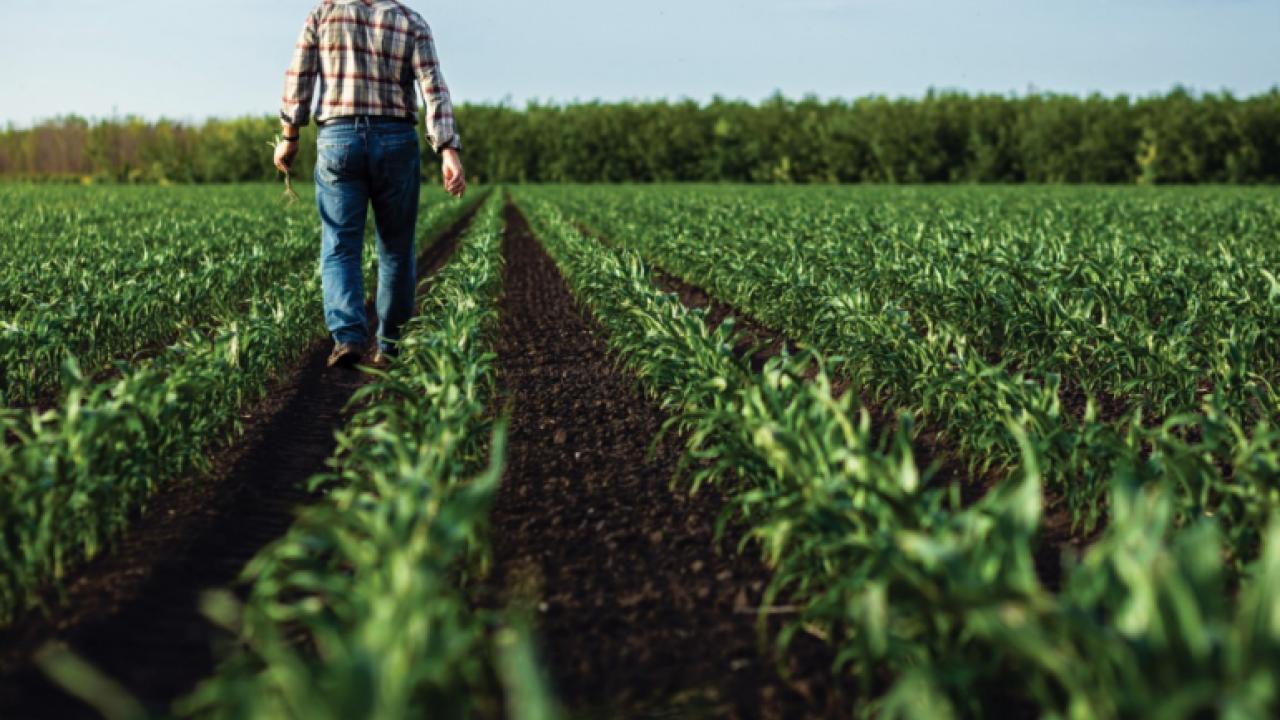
xmin=2 ymin=0 xmax=1277 ymax=126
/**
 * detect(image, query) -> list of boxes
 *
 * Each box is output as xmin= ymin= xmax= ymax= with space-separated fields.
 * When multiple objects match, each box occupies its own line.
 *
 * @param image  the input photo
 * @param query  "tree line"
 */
xmin=2 ymin=89 xmax=1277 ymax=185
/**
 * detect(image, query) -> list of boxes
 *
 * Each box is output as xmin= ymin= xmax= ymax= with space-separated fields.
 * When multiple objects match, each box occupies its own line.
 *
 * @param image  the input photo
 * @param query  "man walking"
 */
xmin=273 ymin=0 xmax=466 ymax=368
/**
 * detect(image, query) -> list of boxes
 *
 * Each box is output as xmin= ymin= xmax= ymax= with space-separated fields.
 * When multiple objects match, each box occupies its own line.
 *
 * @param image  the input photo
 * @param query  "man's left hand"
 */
xmin=274 ymin=139 xmax=299 ymax=174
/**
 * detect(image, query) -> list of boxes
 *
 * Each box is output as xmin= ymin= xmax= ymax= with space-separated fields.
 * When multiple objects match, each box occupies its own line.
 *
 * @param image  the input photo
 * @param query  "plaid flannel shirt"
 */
xmin=281 ymin=0 xmax=461 ymax=152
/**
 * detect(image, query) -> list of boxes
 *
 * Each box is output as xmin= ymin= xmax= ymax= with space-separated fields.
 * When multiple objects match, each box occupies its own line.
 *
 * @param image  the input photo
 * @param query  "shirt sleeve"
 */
xmin=411 ymin=18 xmax=462 ymax=152
xmin=281 ymin=13 xmax=320 ymax=126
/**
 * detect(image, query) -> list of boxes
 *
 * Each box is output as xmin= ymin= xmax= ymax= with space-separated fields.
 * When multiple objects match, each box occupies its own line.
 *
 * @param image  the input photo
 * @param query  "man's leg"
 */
xmin=368 ymin=126 xmax=422 ymax=353
xmin=315 ymin=130 xmax=372 ymax=347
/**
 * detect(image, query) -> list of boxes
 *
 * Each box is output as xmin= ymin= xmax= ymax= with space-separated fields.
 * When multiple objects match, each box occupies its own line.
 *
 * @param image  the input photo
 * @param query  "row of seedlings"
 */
xmin=525 ymin=186 xmax=1280 ymax=572
xmin=0 ymin=194 xmax=483 ymax=626
xmin=527 ymin=186 xmax=1280 ymax=425
xmin=516 ymin=193 xmax=1280 ymax=720
xmin=0 ymin=186 xmax=331 ymax=406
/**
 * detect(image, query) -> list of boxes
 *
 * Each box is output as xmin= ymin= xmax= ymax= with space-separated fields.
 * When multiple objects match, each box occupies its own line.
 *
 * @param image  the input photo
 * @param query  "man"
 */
xmin=273 ymin=0 xmax=466 ymax=368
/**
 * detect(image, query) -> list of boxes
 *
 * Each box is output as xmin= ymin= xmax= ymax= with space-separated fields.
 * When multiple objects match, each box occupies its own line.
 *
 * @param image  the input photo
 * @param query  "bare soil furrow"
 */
xmin=487 ymin=202 xmax=849 ymax=719
xmin=0 ymin=206 xmax=479 ymax=720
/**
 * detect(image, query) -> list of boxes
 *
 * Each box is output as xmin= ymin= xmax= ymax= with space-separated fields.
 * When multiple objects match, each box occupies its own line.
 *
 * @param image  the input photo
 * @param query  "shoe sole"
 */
xmin=328 ymin=351 xmax=362 ymax=368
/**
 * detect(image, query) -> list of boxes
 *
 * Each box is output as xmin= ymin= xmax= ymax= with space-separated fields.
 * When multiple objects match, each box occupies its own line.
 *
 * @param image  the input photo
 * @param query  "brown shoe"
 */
xmin=370 ymin=348 xmax=396 ymax=368
xmin=328 ymin=342 xmax=363 ymax=368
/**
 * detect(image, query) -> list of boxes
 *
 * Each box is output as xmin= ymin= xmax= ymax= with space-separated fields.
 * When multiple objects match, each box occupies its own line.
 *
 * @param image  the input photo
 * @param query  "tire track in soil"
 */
xmin=0 ymin=205 xmax=481 ymax=720
xmin=488 ymin=202 xmax=850 ymax=720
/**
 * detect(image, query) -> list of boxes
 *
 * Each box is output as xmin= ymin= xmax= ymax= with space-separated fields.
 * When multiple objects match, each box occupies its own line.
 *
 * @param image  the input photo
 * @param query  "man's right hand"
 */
xmin=274 ymin=139 xmax=299 ymax=175
xmin=442 ymin=148 xmax=466 ymax=198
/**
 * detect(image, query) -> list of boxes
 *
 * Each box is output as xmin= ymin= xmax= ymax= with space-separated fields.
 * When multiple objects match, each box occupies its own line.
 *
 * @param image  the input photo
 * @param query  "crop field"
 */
xmin=2 ymin=183 xmax=1280 ymax=719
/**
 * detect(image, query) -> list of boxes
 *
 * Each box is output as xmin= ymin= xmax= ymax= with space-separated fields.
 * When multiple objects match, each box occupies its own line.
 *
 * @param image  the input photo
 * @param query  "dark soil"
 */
xmin=0 ymin=208 xmax=477 ymax=720
xmin=486 ymin=203 xmax=851 ymax=719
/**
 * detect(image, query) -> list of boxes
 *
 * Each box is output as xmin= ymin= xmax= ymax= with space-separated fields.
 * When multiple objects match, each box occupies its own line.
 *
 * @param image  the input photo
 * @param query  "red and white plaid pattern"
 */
xmin=282 ymin=0 xmax=461 ymax=152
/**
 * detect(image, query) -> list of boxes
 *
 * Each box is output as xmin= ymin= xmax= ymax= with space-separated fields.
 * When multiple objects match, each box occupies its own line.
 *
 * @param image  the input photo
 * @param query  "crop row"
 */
xmin=515 ymin=191 xmax=1280 ymax=719
xmin=0 ymin=192 xmax=482 ymax=626
xmin=533 ymin=186 xmax=1280 ymax=424
xmin=526 ymin=185 xmax=1280 ymax=566
xmin=0 ymin=187 xmax=339 ymax=406
xmin=180 ymin=195 xmax=554 ymax=720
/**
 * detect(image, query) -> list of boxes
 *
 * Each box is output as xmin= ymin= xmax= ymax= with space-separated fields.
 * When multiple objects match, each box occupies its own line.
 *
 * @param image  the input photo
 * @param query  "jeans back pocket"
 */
xmin=316 ymin=140 xmax=353 ymax=184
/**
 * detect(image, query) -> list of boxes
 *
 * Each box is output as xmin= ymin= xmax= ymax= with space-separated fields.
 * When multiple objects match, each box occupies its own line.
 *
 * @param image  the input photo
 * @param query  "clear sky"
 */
xmin=2 ymin=0 xmax=1277 ymax=126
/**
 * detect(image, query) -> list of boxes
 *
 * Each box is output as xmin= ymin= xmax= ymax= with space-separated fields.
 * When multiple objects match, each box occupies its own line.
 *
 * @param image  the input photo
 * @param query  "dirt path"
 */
xmin=486 ymin=203 xmax=848 ymax=719
xmin=0 ymin=207 xmax=479 ymax=720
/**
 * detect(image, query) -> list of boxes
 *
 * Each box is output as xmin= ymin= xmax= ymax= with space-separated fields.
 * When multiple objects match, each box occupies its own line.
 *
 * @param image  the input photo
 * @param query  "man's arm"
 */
xmin=410 ymin=17 xmax=465 ymax=197
xmin=280 ymin=12 xmax=320 ymax=129
xmin=274 ymin=12 xmax=319 ymax=174
xmin=410 ymin=18 xmax=459 ymax=152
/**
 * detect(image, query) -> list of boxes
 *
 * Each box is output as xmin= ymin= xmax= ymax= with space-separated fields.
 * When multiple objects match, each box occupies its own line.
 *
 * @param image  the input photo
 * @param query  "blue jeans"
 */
xmin=315 ymin=118 xmax=422 ymax=352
